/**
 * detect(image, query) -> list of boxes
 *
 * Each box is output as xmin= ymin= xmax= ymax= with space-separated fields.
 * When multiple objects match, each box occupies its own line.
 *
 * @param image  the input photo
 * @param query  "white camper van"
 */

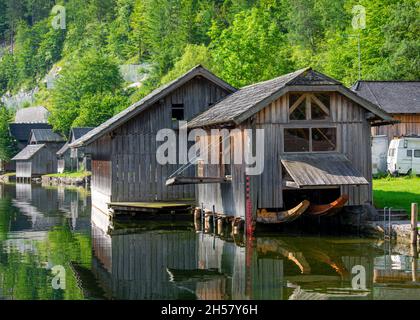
xmin=387 ymin=136 xmax=420 ymax=175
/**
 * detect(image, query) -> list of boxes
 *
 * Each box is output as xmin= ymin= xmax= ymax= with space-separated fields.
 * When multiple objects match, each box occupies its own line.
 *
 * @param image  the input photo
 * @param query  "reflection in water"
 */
xmin=0 ymin=183 xmax=419 ymax=300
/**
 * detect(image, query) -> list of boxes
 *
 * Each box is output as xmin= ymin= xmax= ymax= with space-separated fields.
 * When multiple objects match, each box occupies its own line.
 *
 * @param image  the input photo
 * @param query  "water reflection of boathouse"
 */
xmin=87 ymin=208 xmax=389 ymax=300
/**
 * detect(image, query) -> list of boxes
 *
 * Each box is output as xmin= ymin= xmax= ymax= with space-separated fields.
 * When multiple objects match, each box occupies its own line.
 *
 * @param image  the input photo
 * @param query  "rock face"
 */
xmin=41 ymin=175 xmax=91 ymax=187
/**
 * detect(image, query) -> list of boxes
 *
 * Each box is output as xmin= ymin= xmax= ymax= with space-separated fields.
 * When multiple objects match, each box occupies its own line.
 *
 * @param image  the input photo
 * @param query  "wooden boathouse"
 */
xmin=57 ymin=127 xmax=94 ymax=173
xmin=70 ymin=65 xmax=235 ymax=213
xmin=12 ymin=144 xmax=58 ymax=180
xmin=182 ymin=68 xmax=393 ymax=227
xmin=352 ymin=81 xmax=420 ymax=141
xmin=13 ymin=129 xmax=65 ymax=180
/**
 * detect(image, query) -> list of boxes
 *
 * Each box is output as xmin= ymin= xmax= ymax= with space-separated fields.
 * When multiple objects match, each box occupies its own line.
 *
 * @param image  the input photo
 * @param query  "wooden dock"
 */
xmin=107 ymin=201 xmax=194 ymax=220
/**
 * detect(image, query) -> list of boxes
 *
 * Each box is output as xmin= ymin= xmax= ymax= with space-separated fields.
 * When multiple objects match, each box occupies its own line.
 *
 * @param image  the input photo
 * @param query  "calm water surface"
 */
xmin=0 ymin=183 xmax=419 ymax=300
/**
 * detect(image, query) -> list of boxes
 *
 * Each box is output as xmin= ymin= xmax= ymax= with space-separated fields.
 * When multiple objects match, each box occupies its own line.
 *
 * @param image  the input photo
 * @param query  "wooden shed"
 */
xmin=352 ymin=81 xmax=420 ymax=141
xmin=70 ymin=65 xmax=235 ymax=213
xmin=9 ymin=106 xmax=51 ymax=151
xmin=12 ymin=144 xmax=58 ymax=180
xmin=182 ymin=68 xmax=393 ymax=225
xmin=12 ymin=129 xmax=65 ymax=179
xmin=57 ymin=127 xmax=94 ymax=173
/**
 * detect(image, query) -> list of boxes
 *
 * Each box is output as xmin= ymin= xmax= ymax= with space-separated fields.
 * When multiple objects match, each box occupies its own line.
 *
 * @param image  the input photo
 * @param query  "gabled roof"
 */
xmin=70 ymin=65 xmax=236 ymax=147
xmin=14 ymin=106 xmax=49 ymax=123
xmin=9 ymin=123 xmax=52 ymax=143
xmin=57 ymin=127 xmax=94 ymax=156
xmin=70 ymin=127 xmax=95 ymax=142
xmin=56 ymin=142 xmax=70 ymax=156
xmin=30 ymin=129 xmax=65 ymax=143
xmin=351 ymin=81 xmax=420 ymax=114
xmin=188 ymin=68 xmax=393 ymax=128
xmin=12 ymin=144 xmax=46 ymax=161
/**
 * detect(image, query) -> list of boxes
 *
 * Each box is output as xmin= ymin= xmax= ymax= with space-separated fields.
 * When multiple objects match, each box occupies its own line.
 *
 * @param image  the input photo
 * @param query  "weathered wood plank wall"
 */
xmin=109 ymin=77 xmax=230 ymax=203
xmin=198 ymin=91 xmax=374 ymax=217
xmin=372 ymin=114 xmax=420 ymax=141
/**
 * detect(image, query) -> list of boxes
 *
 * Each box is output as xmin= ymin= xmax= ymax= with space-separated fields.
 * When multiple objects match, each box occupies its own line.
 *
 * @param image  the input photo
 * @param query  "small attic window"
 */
xmin=289 ymin=93 xmax=331 ymax=120
xmin=172 ymin=103 xmax=184 ymax=121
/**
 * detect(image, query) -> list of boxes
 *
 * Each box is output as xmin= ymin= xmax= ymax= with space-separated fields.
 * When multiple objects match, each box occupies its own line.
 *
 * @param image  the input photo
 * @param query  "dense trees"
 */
xmin=49 ymin=50 xmax=125 ymax=134
xmin=0 ymin=0 xmax=418 ymax=135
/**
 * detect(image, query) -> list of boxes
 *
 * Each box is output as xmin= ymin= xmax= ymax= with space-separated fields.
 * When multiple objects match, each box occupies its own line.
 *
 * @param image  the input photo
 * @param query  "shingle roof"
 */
xmin=30 ymin=129 xmax=65 ymax=143
xmin=351 ymin=81 xmax=420 ymax=114
xmin=56 ymin=142 xmax=69 ymax=156
xmin=14 ymin=106 xmax=49 ymax=123
xmin=71 ymin=127 xmax=94 ymax=141
xmin=9 ymin=123 xmax=52 ymax=143
xmin=188 ymin=68 xmax=392 ymax=128
xmin=12 ymin=144 xmax=46 ymax=161
xmin=70 ymin=65 xmax=236 ymax=147
xmin=57 ymin=127 xmax=95 ymax=156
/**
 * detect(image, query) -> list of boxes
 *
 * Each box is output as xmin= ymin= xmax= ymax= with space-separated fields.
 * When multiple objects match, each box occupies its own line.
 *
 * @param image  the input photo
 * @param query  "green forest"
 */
xmin=0 ymin=0 xmax=419 ymax=144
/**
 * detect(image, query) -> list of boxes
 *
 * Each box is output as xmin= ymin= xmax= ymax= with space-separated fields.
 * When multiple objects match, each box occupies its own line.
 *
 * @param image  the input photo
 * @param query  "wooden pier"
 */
xmin=108 ymin=201 xmax=194 ymax=220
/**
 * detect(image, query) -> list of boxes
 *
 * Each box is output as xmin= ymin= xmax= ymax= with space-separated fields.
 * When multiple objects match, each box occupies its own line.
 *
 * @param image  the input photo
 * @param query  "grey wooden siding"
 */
xmin=15 ymin=146 xmax=57 ymax=178
xmin=198 ymin=92 xmax=374 ymax=217
xmin=107 ymin=76 xmax=230 ymax=202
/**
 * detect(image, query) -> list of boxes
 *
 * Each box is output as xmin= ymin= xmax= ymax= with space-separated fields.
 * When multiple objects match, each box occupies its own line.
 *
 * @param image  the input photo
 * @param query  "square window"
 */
xmin=312 ymin=128 xmax=336 ymax=151
xmin=172 ymin=104 xmax=184 ymax=121
xmin=407 ymin=150 xmax=412 ymax=157
xmin=414 ymin=150 xmax=420 ymax=158
xmin=284 ymin=128 xmax=310 ymax=152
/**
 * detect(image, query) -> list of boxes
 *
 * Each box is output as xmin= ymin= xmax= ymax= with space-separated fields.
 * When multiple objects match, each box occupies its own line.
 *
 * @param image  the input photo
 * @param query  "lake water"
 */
xmin=0 ymin=183 xmax=419 ymax=300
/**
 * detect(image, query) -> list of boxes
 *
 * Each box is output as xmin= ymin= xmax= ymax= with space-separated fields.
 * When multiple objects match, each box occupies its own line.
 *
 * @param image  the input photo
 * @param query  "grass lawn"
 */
xmin=373 ymin=176 xmax=420 ymax=214
xmin=44 ymin=171 xmax=91 ymax=178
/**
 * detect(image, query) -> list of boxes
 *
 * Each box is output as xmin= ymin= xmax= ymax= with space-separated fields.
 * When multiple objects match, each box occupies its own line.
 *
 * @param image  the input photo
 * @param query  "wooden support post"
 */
xmin=411 ymin=203 xmax=418 ymax=245
xmin=217 ymin=218 xmax=224 ymax=236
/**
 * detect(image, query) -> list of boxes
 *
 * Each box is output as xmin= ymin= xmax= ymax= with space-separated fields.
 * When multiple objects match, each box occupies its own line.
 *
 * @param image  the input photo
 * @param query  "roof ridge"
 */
xmin=356 ymin=80 xmax=420 ymax=83
xmin=240 ymin=67 xmax=310 ymax=89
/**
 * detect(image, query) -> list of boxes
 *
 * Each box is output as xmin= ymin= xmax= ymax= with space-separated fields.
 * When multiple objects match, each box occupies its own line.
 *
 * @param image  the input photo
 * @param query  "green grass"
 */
xmin=44 ymin=171 xmax=91 ymax=178
xmin=373 ymin=176 xmax=420 ymax=214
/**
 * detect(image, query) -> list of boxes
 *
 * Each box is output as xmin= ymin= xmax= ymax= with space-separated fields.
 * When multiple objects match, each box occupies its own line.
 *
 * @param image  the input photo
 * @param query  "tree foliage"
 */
xmin=0 ymin=0 xmax=417 ymax=135
xmin=49 ymin=50 xmax=124 ymax=134
xmin=0 ymin=104 xmax=17 ymax=162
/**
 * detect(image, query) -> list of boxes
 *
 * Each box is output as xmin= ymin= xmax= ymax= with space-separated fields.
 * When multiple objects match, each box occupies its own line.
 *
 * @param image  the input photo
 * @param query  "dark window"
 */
xmin=284 ymin=128 xmax=310 ymax=152
xmin=289 ymin=94 xmax=306 ymax=120
xmin=311 ymin=94 xmax=330 ymax=120
xmin=414 ymin=150 xmax=420 ymax=158
xmin=171 ymin=103 xmax=184 ymax=121
xmin=312 ymin=128 xmax=336 ymax=151
xmin=407 ymin=150 xmax=413 ymax=157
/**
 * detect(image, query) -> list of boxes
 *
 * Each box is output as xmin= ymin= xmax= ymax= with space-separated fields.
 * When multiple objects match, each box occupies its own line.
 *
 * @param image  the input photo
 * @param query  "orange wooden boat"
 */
xmin=306 ymin=195 xmax=349 ymax=217
xmin=257 ymin=200 xmax=310 ymax=224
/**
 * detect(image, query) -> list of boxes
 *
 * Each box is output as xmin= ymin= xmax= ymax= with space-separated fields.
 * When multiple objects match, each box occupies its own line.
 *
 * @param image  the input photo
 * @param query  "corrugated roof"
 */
xmin=12 ymin=144 xmax=46 ymax=161
xmin=9 ymin=123 xmax=52 ymax=143
xmin=281 ymin=153 xmax=369 ymax=188
xmin=70 ymin=65 xmax=236 ymax=147
xmin=188 ymin=68 xmax=392 ymax=128
xmin=30 ymin=129 xmax=65 ymax=143
xmin=14 ymin=106 xmax=49 ymax=123
xmin=351 ymin=81 xmax=420 ymax=114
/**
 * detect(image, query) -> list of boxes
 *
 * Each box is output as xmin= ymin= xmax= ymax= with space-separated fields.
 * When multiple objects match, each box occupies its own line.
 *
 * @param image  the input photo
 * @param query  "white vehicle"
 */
xmin=387 ymin=136 xmax=420 ymax=175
